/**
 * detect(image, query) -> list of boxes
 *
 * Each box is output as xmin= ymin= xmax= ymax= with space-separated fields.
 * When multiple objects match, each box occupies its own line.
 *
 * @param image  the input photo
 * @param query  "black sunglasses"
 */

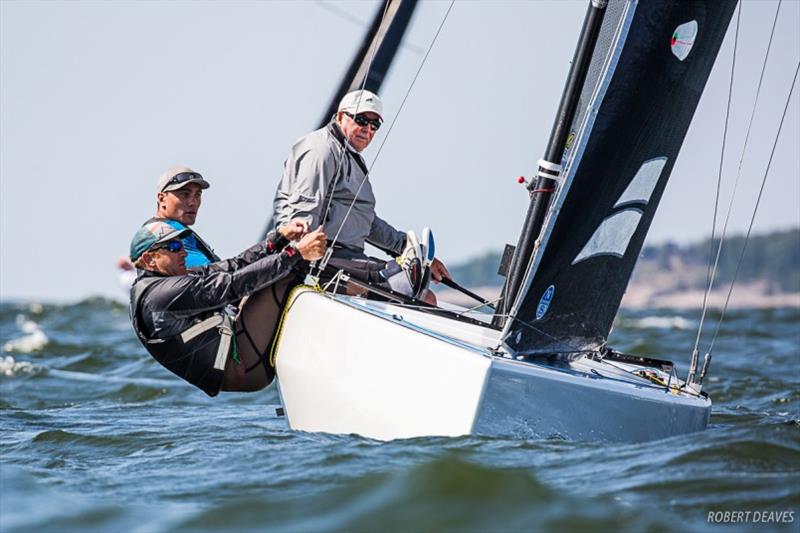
xmin=162 ymin=172 xmax=203 ymax=192
xmin=343 ymin=112 xmax=382 ymax=131
xmin=152 ymin=240 xmax=184 ymax=253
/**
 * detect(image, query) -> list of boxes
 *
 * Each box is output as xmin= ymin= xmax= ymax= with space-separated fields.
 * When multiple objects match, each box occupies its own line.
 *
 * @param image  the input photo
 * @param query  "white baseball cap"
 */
xmin=338 ymin=90 xmax=383 ymax=118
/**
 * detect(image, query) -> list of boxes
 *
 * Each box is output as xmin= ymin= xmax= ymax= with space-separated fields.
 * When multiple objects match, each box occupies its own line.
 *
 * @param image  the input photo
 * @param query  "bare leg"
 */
xmin=221 ymin=278 xmax=295 ymax=392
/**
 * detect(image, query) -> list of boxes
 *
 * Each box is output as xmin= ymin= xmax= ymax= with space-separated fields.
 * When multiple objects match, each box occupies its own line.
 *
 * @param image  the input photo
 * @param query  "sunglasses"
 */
xmin=343 ymin=112 xmax=382 ymax=132
xmin=152 ymin=240 xmax=184 ymax=253
xmin=162 ymin=172 xmax=204 ymax=192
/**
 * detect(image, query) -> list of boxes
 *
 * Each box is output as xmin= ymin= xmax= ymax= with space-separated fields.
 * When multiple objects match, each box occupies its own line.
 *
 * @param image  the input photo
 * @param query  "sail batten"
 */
xmin=502 ymin=0 xmax=737 ymax=355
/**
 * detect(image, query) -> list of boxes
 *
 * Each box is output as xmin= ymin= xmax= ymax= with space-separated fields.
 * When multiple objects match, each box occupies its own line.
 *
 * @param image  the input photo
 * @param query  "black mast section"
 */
xmin=261 ymin=0 xmax=418 ymax=240
xmin=318 ymin=0 xmax=418 ymax=127
xmin=495 ymin=0 xmax=607 ymax=327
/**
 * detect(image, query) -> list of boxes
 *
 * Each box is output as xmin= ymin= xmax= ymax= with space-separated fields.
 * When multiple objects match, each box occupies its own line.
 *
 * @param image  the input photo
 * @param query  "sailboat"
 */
xmin=272 ymin=0 xmax=740 ymax=442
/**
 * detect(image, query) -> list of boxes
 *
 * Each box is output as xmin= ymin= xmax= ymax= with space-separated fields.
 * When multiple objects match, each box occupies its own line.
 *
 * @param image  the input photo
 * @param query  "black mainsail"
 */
xmin=501 ymin=0 xmax=737 ymax=354
xmin=260 ymin=0 xmax=417 ymax=239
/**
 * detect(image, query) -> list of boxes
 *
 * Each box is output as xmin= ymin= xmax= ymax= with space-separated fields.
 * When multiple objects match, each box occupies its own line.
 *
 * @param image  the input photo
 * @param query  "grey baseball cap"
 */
xmin=156 ymin=166 xmax=210 ymax=193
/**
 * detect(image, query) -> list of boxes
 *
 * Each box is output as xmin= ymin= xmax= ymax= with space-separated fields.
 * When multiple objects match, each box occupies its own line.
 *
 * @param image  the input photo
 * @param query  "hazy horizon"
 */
xmin=2 ymin=0 xmax=798 ymax=301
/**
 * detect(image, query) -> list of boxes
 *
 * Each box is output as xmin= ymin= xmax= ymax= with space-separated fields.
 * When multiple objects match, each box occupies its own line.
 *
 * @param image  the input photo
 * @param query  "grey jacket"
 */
xmin=273 ymin=122 xmax=405 ymax=256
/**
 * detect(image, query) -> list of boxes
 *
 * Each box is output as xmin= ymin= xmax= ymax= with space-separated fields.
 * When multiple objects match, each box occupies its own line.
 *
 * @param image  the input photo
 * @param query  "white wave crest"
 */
xmin=3 ymin=315 xmax=49 ymax=353
xmin=627 ymin=316 xmax=695 ymax=330
xmin=0 ymin=355 xmax=39 ymax=377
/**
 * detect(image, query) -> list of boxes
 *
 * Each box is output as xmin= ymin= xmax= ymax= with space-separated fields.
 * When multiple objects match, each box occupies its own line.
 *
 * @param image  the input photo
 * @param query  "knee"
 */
xmin=243 ymin=369 xmax=269 ymax=391
xmin=239 ymin=364 xmax=275 ymax=392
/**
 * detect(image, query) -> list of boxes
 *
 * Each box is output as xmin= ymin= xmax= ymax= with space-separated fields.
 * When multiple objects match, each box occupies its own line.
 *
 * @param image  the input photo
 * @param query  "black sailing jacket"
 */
xmin=130 ymin=233 xmax=301 ymax=395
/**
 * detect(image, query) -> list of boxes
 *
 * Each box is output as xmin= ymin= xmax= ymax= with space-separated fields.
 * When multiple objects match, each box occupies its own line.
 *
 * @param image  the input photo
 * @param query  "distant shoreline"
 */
xmin=437 ymin=282 xmax=800 ymax=310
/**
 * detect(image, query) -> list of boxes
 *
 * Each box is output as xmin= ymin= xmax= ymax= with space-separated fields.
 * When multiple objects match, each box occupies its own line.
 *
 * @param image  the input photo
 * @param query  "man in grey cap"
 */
xmin=151 ymin=166 xmax=218 ymax=268
xmin=117 ymin=166 xmax=215 ymax=284
xmin=272 ymin=89 xmax=450 ymax=301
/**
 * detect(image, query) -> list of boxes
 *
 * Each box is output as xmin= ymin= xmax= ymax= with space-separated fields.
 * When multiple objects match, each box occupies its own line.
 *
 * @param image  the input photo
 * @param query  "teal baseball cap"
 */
xmin=130 ymin=220 xmax=191 ymax=261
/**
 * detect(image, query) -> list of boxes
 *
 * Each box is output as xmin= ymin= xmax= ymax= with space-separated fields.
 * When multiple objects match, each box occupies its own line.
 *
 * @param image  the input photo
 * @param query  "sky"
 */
xmin=1 ymin=0 xmax=798 ymax=302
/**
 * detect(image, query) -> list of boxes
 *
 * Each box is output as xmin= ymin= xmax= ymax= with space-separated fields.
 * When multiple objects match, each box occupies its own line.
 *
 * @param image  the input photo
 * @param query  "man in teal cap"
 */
xmin=129 ymin=220 xmax=327 ymax=396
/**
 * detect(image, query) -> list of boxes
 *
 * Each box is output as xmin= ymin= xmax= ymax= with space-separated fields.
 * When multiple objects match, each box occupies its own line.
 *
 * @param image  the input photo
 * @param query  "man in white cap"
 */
xmin=272 ymin=89 xmax=449 ymax=300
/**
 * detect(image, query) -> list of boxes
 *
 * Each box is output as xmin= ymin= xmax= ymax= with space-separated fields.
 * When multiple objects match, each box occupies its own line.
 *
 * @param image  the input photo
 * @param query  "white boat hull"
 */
xmin=274 ymin=288 xmax=710 ymax=442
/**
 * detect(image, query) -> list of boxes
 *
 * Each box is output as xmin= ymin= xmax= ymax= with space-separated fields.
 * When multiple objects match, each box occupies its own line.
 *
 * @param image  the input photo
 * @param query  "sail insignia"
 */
xmin=671 ymin=20 xmax=698 ymax=62
xmin=536 ymin=285 xmax=555 ymax=320
xmin=614 ymin=157 xmax=668 ymax=207
xmin=573 ymin=156 xmax=667 ymax=264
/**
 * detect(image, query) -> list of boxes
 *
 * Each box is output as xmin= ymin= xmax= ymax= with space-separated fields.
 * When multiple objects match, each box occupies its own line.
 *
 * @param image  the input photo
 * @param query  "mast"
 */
xmin=495 ymin=0 xmax=608 ymax=327
xmin=318 ymin=0 xmax=418 ymax=128
xmin=261 ymin=0 xmax=418 ymax=239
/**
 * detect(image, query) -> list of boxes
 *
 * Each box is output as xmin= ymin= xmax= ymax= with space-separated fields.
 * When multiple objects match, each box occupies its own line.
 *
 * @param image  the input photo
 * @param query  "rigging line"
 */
xmin=315 ymin=0 xmax=393 ymax=275
xmin=315 ymin=0 xmax=425 ymax=55
xmin=727 ymin=0 xmax=782 ymax=193
xmin=453 ymin=298 xmax=502 ymax=317
xmin=706 ymin=60 xmax=800 ymax=357
xmin=692 ymin=1 xmax=742 ymax=360
xmin=703 ymin=0 xmax=783 ymax=351
xmin=504 ymin=314 xmax=578 ymax=348
xmin=315 ymin=0 xmax=366 ymax=27
xmin=702 ymin=0 xmax=742 ymax=326
xmin=320 ymin=0 xmax=456 ymax=270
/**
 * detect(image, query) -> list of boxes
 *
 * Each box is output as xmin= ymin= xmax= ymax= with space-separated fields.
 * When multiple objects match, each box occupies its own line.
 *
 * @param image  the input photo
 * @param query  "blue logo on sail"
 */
xmin=536 ymin=285 xmax=555 ymax=320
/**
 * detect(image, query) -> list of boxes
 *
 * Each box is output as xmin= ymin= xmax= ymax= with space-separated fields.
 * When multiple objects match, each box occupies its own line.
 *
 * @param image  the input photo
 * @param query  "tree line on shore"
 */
xmin=447 ymin=227 xmax=800 ymax=293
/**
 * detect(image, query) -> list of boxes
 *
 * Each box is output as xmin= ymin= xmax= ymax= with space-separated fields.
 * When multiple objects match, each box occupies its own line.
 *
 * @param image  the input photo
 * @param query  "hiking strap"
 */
xmin=180 ymin=312 xmax=237 ymax=369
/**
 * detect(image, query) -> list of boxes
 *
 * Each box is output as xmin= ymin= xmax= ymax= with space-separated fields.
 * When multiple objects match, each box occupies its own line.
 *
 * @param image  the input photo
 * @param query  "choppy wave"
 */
xmin=0 ymin=301 xmax=798 ymax=532
xmin=0 ymin=355 xmax=42 ymax=377
xmin=3 ymin=315 xmax=48 ymax=353
xmin=622 ymin=315 xmax=696 ymax=330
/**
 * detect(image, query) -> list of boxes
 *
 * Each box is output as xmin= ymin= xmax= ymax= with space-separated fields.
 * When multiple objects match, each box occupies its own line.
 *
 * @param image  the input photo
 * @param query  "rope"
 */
xmin=691 ymin=2 xmax=742 ymax=367
xmin=706 ymin=60 xmax=799 ymax=357
xmin=705 ymin=1 xmax=742 ymax=299
xmin=319 ymin=0 xmax=456 ymax=272
xmin=452 ymin=298 xmax=502 ymax=317
xmin=268 ymin=284 xmax=323 ymax=367
xmin=314 ymin=0 xmax=425 ymax=55
xmin=704 ymin=0 xmax=784 ymax=353
xmin=316 ymin=0 xmax=393 ymax=246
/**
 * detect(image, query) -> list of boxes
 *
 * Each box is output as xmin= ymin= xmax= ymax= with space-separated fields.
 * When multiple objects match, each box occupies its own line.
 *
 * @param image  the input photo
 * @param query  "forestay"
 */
xmin=503 ymin=0 xmax=737 ymax=354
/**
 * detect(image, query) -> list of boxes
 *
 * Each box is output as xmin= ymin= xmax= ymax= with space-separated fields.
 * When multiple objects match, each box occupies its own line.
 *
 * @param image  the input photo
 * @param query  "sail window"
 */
xmin=572 ymin=208 xmax=643 ymax=264
xmin=614 ymin=157 xmax=667 ymax=208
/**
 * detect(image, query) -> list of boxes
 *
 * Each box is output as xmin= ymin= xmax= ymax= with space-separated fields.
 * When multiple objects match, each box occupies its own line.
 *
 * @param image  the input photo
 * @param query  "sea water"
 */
xmin=1 ymin=299 xmax=798 ymax=532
